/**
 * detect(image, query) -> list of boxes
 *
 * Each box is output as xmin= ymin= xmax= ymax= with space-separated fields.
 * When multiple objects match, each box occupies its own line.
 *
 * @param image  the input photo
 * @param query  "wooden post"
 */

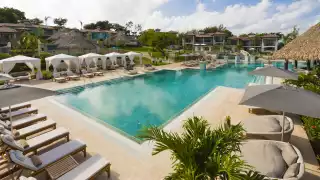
xmin=294 ymin=60 xmax=298 ymax=69
xmin=307 ymin=60 xmax=311 ymax=70
xmin=284 ymin=59 xmax=289 ymax=70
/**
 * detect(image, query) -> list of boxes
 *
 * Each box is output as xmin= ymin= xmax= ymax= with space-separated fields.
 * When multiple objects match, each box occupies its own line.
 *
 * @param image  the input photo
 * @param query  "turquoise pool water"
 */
xmin=56 ymin=63 xmax=272 ymax=141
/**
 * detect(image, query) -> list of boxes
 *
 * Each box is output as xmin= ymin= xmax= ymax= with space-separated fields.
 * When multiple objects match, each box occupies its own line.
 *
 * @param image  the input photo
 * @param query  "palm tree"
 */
xmin=139 ymin=116 xmax=265 ymax=180
xmin=44 ymin=16 xmax=51 ymax=26
xmin=19 ymin=32 xmax=39 ymax=56
xmin=79 ymin=20 xmax=83 ymax=30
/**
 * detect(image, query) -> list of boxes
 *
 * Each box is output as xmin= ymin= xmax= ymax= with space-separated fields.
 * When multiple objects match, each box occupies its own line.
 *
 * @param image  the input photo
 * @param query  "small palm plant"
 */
xmin=139 ymin=116 xmax=265 ymax=180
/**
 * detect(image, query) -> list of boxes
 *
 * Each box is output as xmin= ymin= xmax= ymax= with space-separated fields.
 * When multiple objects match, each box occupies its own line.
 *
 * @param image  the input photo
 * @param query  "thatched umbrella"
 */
xmin=273 ymin=23 xmax=320 ymax=70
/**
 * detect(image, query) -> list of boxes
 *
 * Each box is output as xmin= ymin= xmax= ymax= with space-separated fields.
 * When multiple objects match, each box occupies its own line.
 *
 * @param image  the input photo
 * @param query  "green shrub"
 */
xmin=0 ymin=53 xmax=11 ymax=60
xmin=302 ymin=116 xmax=320 ymax=140
xmin=42 ymin=70 xmax=52 ymax=80
xmin=36 ymin=52 xmax=52 ymax=70
xmin=0 ymin=80 xmax=4 ymax=85
xmin=133 ymin=57 xmax=152 ymax=65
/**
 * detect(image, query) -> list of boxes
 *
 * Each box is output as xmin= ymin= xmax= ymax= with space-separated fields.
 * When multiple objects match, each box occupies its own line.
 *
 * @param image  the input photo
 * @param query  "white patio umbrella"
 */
xmin=79 ymin=53 xmax=105 ymax=70
xmin=249 ymin=66 xmax=298 ymax=84
xmin=239 ymin=84 xmax=320 ymax=141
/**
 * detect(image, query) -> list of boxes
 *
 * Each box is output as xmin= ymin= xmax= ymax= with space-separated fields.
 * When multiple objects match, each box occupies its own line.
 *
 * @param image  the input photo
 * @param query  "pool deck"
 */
xmin=2 ymin=63 xmax=320 ymax=180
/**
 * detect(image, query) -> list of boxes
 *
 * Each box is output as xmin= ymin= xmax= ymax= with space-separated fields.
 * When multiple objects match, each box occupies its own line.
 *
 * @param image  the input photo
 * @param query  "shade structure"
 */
xmin=45 ymin=54 xmax=80 ymax=73
xmin=273 ymin=23 xmax=320 ymax=60
xmin=239 ymin=84 xmax=320 ymax=140
xmin=0 ymin=73 xmax=14 ymax=81
xmin=78 ymin=53 xmax=105 ymax=70
xmin=0 ymin=55 xmax=42 ymax=79
xmin=105 ymin=52 xmax=125 ymax=65
xmin=124 ymin=51 xmax=143 ymax=65
xmin=249 ymin=66 xmax=298 ymax=80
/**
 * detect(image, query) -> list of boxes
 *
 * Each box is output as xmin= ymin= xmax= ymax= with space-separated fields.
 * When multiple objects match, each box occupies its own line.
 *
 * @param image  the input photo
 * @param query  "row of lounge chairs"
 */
xmin=53 ymin=68 xmax=104 ymax=83
xmin=0 ymin=103 xmax=111 ymax=179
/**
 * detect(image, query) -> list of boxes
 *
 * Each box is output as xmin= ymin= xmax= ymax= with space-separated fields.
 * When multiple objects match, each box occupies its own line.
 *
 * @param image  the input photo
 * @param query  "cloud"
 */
xmin=0 ymin=0 xmax=319 ymax=34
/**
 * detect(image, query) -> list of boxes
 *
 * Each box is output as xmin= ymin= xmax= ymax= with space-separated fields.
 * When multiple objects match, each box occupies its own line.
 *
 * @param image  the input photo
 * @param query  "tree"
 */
xmin=44 ymin=16 xmax=51 ymax=25
xmin=18 ymin=32 xmax=39 ymax=55
xmin=203 ymin=24 xmax=233 ymax=38
xmin=133 ymin=24 xmax=142 ymax=36
xmin=139 ymin=116 xmax=265 ymax=180
xmin=53 ymin=18 xmax=68 ymax=27
xmin=0 ymin=7 xmax=26 ymax=23
xmin=27 ymin=18 xmax=43 ymax=25
xmin=83 ymin=21 xmax=116 ymax=30
xmin=282 ymin=26 xmax=299 ymax=45
xmin=125 ymin=21 xmax=134 ymax=35
xmin=79 ymin=21 xmax=83 ymax=30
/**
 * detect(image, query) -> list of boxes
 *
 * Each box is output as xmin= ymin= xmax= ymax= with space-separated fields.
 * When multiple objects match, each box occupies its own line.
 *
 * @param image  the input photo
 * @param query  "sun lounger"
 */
xmin=53 ymin=73 xmax=67 ymax=83
xmin=0 ymin=119 xmax=56 ymax=140
xmin=89 ymin=68 xmax=104 ymax=76
xmin=66 ymin=71 xmax=80 ymax=81
xmin=126 ymin=70 xmax=138 ymax=75
xmin=81 ymin=70 xmax=94 ymax=78
xmin=0 ymin=114 xmax=47 ymax=130
xmin=1 ymin=127 xmax=69 ymax=154
xmin=0 ymin=103 xmax=31 ymax=114
xmin=241 ymin=140 xmax=304 ymax=180
xmin=19 ymin=176 xmax=36 ymax=180
xmin=0 ymin=108 xmax=38 ymax=121
xmin=7 ymin=139 xmax=86 ymax=178
xmin=57 ymin=154 xmax=111 ymax=180
xmin=242 ymin=115 xmax=294 ymax=142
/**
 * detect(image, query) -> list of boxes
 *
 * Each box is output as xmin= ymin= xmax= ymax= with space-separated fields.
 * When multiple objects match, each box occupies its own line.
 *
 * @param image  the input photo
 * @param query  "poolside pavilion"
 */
xmin=273 ymin=23 xmax=320 ymax=70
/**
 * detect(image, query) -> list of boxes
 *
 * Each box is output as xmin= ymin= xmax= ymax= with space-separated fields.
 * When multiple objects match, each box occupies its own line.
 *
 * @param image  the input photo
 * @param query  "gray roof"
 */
xmin=51 ymin=31 xmax=97 ymax=50
xmin=248 ymin=66 xmax=298 ymax=80
xmin=239 ymin=84 xmax=320 ymax=118
xmin=0 ymin=86 xmax=56 ymax=108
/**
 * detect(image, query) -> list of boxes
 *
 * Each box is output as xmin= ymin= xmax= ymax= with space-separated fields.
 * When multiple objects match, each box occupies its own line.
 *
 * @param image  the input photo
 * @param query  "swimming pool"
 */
xmin=56 ymin=63 xmax=266 ymax=142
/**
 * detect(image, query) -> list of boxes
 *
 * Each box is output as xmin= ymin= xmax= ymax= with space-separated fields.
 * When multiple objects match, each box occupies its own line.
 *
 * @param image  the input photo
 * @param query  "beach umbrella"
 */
xmin=0 ymin=86 xmax=57 ymax=132
xmin=249 ymin=66 xmax=298 ymax=83
xmin=0 ymin=73 xmax=14 ymax=81
xmin=239 ymin=84 xmax=320 ymax=141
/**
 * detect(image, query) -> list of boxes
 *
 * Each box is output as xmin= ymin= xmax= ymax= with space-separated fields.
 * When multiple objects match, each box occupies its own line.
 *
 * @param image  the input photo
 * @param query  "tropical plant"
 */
xmin=41 ymin=70 xmax=52 ymax=80
xmin=18 ymin=32 xmax=39 ymax=55
xmin=139 ymin=116 xmax=265 ymax=180
xmin=44 ymin=16 xmax=51 ymax=25
xmin=282 ymin=26 xmax=299 ymax=45
xmin=27 ymin=18 xmax=43 ymax=25
xmin=53 ymin=18 xmax=68 ymax=27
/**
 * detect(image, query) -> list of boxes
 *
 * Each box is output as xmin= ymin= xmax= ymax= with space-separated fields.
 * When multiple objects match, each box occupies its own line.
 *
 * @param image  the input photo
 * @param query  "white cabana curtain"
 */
xmin=0 ymin=55 xmax=42 ymax=80
xmin=45 ymin=54 xmax=80 ymax=73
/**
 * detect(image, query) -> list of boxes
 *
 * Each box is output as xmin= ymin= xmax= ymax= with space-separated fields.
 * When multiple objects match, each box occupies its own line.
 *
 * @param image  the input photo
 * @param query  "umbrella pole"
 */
xmin=281 ymin=112 xmax=285 ymax=141
xmin=9 ymin=105 xmax=13 ymax=133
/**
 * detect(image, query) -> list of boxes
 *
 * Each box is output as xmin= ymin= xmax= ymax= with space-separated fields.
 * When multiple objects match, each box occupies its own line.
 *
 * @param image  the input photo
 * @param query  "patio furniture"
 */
xmin=57 ymin=154 xmax=111 ymax=180
xmin=0 ymin=107 xmax=38 ymax=121
xmin=0 ymin=114 xmax=47 ymax=130
xmin=89 ymin=68 xmax=103 ymax=76
xmin=0 ymin=119 xmax=56 ymax=140
xmin=46 ymin=155 xmax=79 ymax=179
xmin=0 ymin=103 xmax=31 ymax=114
xmin=7 ymin=139 xmax=86 ymax=179
xmin=242 ymin=115 xmax=294 ymax=142
xmin=81 ymin=70 xmax=94 ymax=78
xmin=1 ymin=127 xmax=69 ymax=154
xmin=66 ymin=71 xmax=80 ymax=81
xmin=126 ymin=70 xmax=138 ymax=75
xmin=144 ymin=64 xmax=156 ymax=71
xmin=10 ymin=72 xmax=31 ymax=81
xmin=241 ymin=140 xmax=304 ymax=180
xmin=53 ymin=73 xmax=67 ymax=83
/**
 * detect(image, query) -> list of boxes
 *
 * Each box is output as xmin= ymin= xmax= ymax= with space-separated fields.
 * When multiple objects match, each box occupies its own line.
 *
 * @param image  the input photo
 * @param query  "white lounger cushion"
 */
xmin=0 ymin=108 xmax=37 ymax=120
xmin=0 ymin=103 xmax=31 ymax=113
xmin=58 ymin=155 xmax=110 ymax=180
xmin=2 ymin=127 xmax=68 ymax=151
xmin=9 ymin=139 xmax=86 ymax=171
xmin=12 ymin=114 xmax=47 ymax=128
xmin=242 ymin=115 xmax=291 ymax=132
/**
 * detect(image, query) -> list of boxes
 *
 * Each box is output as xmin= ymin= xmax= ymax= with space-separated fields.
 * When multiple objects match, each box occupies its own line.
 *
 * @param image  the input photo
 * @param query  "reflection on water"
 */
xmin=57 ymin=63 xmax=267 ymax=139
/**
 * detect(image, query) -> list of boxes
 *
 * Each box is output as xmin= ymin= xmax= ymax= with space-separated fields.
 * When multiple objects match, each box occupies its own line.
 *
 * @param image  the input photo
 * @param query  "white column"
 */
xmin=261 ymin=39 xmax=265 ymax=52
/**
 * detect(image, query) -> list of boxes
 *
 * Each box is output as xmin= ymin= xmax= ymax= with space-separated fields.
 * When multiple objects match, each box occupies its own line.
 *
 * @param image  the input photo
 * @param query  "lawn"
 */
xmin=120 ymin=46 xmax=153 ymax=52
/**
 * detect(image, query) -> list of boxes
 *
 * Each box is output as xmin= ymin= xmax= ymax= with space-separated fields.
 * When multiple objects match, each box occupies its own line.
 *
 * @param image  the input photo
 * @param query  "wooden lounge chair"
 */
xmin=0 ymin=108 xmax=38 ymax=121
xmin=81 ymin=70 xmax=94 ymax=78
xmin=0 ymin=114 xmax=47 ymax=130
xmin=0 ymin=119 xmax=56 ymax=140
xmin=0 ymin=103 xmax=31 ymax=114
xmin=53 ymin=73 xmax=67 ymax=83
xmin=66 ymin=71 xmax=80 ymax=81
xmin=1 ymin=127 xmax=69 ymax=154
xmin=5 ymin=139 xmax=86 ymax=179
xmin=89 ymin=68 xmax=104 ymax=76
xmin=57 ymin=154 xmax=111 ymax=180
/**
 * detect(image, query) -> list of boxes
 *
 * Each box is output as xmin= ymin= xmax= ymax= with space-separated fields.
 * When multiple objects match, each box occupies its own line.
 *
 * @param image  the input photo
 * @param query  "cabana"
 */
xmin=45 ymin=54 xmax=80 ymax=73
xmin=0 ymin=55 xmax=42 ymax=79
xmin=79 ymin=53 xmax=105 ymax=70
xmin=104 ymin=52 xmax=126 ymax=68
xmin=124 ymin=51 xmax=143 ymax=66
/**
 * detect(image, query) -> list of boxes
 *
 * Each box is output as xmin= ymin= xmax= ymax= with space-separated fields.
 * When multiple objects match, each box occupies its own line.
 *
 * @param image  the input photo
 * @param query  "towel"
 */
xmin=4 ymin=134 xmax=14 ymax=142
xmin=0 ymin=125 xmax=5 ymax=134
xmin=13 ymin=129 xmax=20 ymax=137
xmin=18 ymin=139 xmax=29 ymax=149
xmin=14 ymin=151 xmax=26 ymax=161
xmin=30 ymin=155 xmax=42 ymax=167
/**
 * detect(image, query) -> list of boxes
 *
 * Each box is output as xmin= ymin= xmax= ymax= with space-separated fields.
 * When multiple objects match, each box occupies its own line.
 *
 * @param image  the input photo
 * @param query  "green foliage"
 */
xmin=203 ymin=24 xmax=233 ymax=37
xmin=301 ymin=116 xmax=320 ymax=140
xmin=41 ymin=70 xmax=52 ymax=80
xmin=0 ymin=53 xmax=11 ymax=60
xmin=18 ymin=32 xmax=39 ymax=56
xmin=0 ymin=80 xmax=4 ymax=85
xmin=133 ymin=57 xmax=151 ymax=65
xmin=27 ymin=18 xmax=43 ymax=25
xmin=139 ymin=116 xmax=263 ymax=180
xmin=0 ymin=7 xmax=26 ymax=23
xmin=35 ymin=52 xmax=52 ymax=69
xmin=53 ymin=18 xmax=68 ymax=27
xmin=84 ymin=20 xmax=126 ymax=32
xmin=282 ymin=26 xmax=299 ymax=45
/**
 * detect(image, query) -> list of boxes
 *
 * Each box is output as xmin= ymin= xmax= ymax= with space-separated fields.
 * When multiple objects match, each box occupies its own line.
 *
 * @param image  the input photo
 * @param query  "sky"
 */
xmin=0 ymin=0 xmax=319 ymax=35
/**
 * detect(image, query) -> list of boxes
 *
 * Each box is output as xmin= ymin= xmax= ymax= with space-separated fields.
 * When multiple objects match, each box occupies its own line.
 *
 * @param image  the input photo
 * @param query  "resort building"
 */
xmin=182 ymin=31 xmax=226 ymax=52
xmin=228 ymin=34 xmax=280 ymax=52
